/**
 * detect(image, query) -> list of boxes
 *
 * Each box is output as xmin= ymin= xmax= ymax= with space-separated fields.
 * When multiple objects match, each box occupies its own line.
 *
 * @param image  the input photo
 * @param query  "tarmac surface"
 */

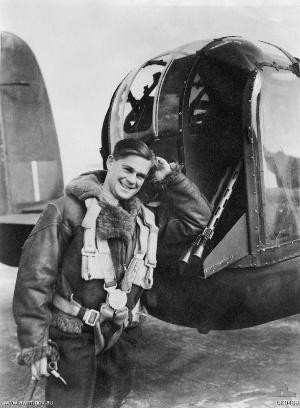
xmin=0 ymin=263 xmax=299 ymax=408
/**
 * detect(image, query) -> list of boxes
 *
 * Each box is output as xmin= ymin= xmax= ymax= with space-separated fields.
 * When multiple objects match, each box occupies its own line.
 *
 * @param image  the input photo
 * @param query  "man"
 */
xmin=13 ymin=138 xmax=211 ymax=408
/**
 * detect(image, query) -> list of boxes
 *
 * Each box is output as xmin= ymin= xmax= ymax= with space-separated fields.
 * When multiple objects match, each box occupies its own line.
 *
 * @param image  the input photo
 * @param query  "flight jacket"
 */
xmin=13 ymin=166 xmax=212 ymax=365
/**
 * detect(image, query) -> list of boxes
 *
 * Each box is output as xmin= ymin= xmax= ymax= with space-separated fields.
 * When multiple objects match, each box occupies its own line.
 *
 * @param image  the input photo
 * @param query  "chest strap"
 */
xmin=121 ymin=205 xmax=158 ymax=291
xmin=81 ymin=198 xmax=158 ymax=290
xmin=81 ymin=198 xmax=102 ymax=280
xmin=62 ymin=197 xmax=158 ymax=353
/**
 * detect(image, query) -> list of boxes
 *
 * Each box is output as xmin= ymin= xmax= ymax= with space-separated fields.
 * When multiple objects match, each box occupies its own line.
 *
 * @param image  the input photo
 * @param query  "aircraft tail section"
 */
xmin=0 ymin=31 xmax=63 ymax=216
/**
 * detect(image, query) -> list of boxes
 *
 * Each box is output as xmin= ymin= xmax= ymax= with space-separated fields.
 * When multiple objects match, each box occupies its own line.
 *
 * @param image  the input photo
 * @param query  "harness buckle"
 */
xmin=107 ymin=289 xmax=127 ymax=310
xmin=145 ymin=259 xmax=157 ymax=268
xmin=81 ymin=247 xmax=97 ymax=257
xmin=83 ymin=309 xmax=100 ymax=326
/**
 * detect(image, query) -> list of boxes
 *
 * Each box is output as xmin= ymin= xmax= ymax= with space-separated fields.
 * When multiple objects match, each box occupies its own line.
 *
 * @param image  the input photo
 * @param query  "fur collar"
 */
xmin=65 ymin=170 xmax=142 ymax=243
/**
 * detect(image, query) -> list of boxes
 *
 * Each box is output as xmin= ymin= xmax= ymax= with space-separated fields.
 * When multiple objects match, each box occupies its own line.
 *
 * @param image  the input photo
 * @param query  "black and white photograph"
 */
xmin=0 ymin=1 xmax=299 ymax=407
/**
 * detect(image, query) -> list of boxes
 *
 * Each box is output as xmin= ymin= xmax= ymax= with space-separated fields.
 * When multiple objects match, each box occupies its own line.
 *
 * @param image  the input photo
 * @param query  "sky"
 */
xmin=0 ymin=0 xmax=300 ymax=182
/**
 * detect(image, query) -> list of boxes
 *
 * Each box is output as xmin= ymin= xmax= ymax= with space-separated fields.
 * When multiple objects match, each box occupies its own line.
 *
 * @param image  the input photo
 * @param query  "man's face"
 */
xmin=104 ymin=154 xmax=152 ymax=201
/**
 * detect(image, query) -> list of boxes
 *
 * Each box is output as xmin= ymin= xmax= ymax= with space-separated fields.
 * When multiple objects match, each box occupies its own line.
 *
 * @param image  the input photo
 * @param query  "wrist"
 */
xmin=151 ymin=162 xmax=183 ymax=191
xmin=161 ymin=166 xmax=172 ymax=179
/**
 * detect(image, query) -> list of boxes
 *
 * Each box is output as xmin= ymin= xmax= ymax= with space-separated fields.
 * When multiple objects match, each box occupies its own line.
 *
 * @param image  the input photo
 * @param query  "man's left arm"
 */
xmin=152 ymin=159 xmax=212 ymax=244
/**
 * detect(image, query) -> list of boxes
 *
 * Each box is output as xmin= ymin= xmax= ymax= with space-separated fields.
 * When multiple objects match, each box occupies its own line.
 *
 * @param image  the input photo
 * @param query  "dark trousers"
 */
xmin=46 ymin=326 xmax=141 ymax=408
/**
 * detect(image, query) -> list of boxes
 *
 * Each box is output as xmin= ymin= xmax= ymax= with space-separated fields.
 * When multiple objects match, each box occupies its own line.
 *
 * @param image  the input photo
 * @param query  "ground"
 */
xmin=0 ymin=264 xmax=299 ymax=408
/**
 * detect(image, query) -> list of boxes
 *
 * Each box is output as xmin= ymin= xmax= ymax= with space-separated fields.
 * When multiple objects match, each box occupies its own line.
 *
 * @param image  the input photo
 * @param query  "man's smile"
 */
xmin=120 ymin=181 xmax=136 ymax=190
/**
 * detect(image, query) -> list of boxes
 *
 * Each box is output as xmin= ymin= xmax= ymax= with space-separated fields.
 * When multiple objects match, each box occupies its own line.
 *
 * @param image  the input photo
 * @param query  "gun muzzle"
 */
xmin=179 ymin=245 xmax=193 ymax=265
xmin=179 ymin=242 xmax=205 ymax=276
xmin=191 ymin=245 xmax=205 ymax=261
xmin=179 ymin=232 xmax=203 ymax=265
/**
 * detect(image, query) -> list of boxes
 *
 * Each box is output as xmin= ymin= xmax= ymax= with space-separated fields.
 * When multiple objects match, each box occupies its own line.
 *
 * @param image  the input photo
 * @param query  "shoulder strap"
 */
xmin=140 ymin=204 xmax=158 ymax=268
xmin=81 ymin=198 xmax=101 ymax=280
xmin=121 ymin=205 xmax=158 ymax=291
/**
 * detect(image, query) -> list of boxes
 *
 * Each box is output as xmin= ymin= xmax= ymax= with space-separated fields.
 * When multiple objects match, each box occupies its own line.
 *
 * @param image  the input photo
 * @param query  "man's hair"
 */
xmin=112 ymin=138 xmax=154 ymax=163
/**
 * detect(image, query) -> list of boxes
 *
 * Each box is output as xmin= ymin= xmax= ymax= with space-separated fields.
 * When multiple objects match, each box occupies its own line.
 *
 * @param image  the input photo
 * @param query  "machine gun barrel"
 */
xmin=179 ymin=234 xmax=202 ymax=264
xmin=180 ymin=160 xmax=242 ymax=270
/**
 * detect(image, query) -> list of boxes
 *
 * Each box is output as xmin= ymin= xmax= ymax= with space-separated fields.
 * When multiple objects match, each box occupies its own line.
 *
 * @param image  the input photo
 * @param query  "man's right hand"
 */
xmin=31 ymin=356 xmax=49 ymax=380
xmin=153 ymin=157 xmax=172 ymax=181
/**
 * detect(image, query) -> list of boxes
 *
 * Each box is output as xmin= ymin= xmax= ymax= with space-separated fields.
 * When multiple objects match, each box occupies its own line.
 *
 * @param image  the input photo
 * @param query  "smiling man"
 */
xmin=103 ymin=146 xmax=152 ymax=201
xmin=13 ymin=138 xmax=211 ymax=408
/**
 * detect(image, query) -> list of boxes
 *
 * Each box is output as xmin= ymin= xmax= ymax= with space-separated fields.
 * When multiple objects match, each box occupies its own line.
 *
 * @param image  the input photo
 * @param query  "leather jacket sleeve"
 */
xmin=154 ymin=166 xmax=212 ymax=244
xmin=13 ymin=201 xmax=72 ymax=365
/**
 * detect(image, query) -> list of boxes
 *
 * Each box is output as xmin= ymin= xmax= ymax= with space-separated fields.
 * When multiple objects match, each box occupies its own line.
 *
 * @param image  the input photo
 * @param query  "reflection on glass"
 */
xmin=109 ymin=70 xmax=138 ymax=147
xmin=183 ymin=56 xmax=246 ymax=246
xmin=157 ymin=55 xmax=194 ymax=137
xmin=260 ymin=68 xmax=300 ymax=245
xmin=188 ymin=73 xmax=209 ymax=129
xmin=123 ymin=57 xmax=169 ymax=138
xmin=256 ymin=41 xmax=292 ymax=66
xmin=183 ymin=57 xmax=244 ymax=203
xmin=173 ymin=39 xmax=211 ymax=57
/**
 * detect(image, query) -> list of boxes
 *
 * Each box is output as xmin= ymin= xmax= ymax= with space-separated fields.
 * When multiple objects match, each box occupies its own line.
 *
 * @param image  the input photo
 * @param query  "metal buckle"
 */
xmin=145 ymin=259 xmax=157 ymax=268
xmin=104 ymin=284 xmax=117 ymax=292
xmin=107 ymin=289 xmax=127 ymax=310
xmin=83 ymin=309 xmax=100 ymax=326
xmin=81 ymin=247 xmax=96 ymax=256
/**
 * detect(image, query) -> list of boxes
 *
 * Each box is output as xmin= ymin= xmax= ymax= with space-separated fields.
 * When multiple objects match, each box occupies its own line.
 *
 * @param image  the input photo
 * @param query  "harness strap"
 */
xmin=69 ymin=198 xmax=159 ymax=352
xmin=121 ymin=254 xmax=144 ymax=292
xmin=141 ymin=205 xmax=158 ymax=268
xmin=121 ymin=215 xmax=147 ymax=292
xmin=121 ymin=205 xmax=158 ymax=291
xmin=82 ymin=199 xmax=158 ymax=290
xmin=52 ymin=292 xmax=128 ymax=354
xmin=97 ymin=238 xmax=116 ymax=287
xmin=52 ymin=293 xmax=100 ymax=327
xmin=81 ymin=198 xmax=101 ymax=280
xmin=97 ymin=304 xmax=128 ymax=352
xmin=141 ymin=206 xmax=158 ymax=289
